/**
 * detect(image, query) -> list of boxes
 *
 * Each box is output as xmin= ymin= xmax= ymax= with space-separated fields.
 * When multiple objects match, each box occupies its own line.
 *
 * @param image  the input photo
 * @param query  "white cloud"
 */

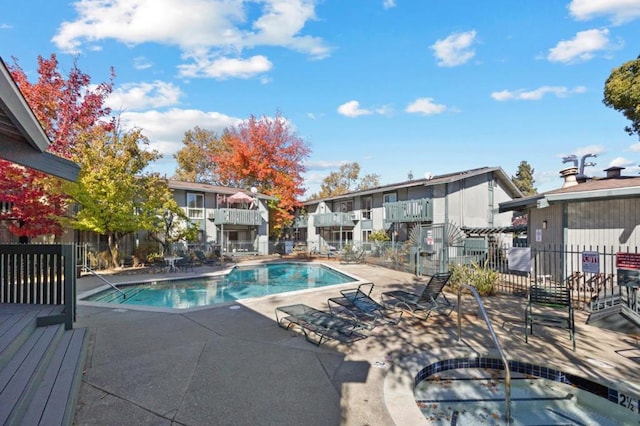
xmin=574 ymin=145 xmax=605 ymax=158
xmin=547 ymin=29 xmax=614 ymax=63
xmin=569 ymin=0 xmax=640 ymax=24
xmin=305 ymin=160 xmax=350 ymax=170
xmin=107 ymin=81 xmax=183 ymax=111
xmin=430 ymin=30 xmax=477 ymax=67
xmin=405 ymin=98 xmax=446 ymax=115
xmin=337 ymin=100 xmax=373 ymax=117
xmin=119 ymin=108 xmax=242 ymax=158
xmin=609 ymin=156 xmax=636 ymax=167
xmin=1 ymin=24 xmax=13 ymax=30
xmin=52 ymin=0 xmax=330 ymax=79
xmin=133 ymin=57 xmax=153 ymax=70
xmin=491 ymin=86 xmax=586 ymax=101
xmin=629 ymin=142 xmax=640 ymax=152
xmin=178 ymin=55 xmax=273 ymax=79
xmin=383 ymin=0 xmax=396 ymax=9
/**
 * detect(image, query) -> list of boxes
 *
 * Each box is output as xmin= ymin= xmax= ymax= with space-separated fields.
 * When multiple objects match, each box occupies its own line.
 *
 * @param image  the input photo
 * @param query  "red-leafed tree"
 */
xmin=0 ymin=54 xmax=114 ymax=239
xmin=212 ymin=113 xmax=310 ymax=235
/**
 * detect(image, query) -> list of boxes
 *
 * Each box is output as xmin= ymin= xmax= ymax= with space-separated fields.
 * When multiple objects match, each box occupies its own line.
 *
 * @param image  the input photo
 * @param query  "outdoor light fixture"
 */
xmin=542 ymin=220 xmax=547 ymax=229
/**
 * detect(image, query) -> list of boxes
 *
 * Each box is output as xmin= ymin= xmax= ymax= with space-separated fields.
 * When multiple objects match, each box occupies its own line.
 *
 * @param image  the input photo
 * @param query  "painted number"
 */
xmin=619 ymin=392 xmax=638 ymax=413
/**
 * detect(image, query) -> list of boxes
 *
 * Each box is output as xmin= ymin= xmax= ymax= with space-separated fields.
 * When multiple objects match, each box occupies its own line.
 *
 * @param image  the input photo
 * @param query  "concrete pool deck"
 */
xmin=73 ymin=261 xmax=640 ymax=425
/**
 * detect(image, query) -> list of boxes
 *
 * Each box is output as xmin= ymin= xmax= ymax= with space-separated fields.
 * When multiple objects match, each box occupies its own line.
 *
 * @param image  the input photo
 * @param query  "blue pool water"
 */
xmin=82 ymin=262 xmax=357 ymax=309
xmin=414 ymin=358 xmax=638 ymax=425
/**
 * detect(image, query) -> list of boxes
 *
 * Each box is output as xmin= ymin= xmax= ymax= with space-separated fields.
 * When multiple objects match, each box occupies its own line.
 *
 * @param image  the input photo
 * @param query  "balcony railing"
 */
xmin=208 ymin=208 xmax=262 ymax=225
xmin=292 ymin=216 xmax=308 ymax=228
xmin=313 ymin=212 xmax=356 ymax=227
xmin=384 ymin=198 xmax=433 ymax=223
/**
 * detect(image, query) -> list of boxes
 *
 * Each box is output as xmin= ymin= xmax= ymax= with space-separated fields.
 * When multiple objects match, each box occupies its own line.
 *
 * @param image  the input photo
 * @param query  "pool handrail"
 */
xmin=82 ymin=265 xmax=127 ymax=299
xmin=457 ymin=284 xmax=511 ymax=424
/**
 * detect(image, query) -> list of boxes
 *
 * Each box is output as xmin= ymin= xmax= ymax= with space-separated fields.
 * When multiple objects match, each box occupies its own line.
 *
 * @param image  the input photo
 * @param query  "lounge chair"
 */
xmin=275 ymin=304 xmax=367 ymax=346
xmin=194 ymin=249 xmax=218 ymax=266
xmin=328 ymin=283 xmax=402 ymax=328
xmin=381 ymin=272 xmax=453 ymax=318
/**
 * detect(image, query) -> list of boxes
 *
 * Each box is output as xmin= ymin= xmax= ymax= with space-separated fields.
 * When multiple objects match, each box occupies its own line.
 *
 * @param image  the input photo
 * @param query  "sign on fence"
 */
xmin=508 ymin=247 xmax=531 ymax=273
xmin=582 ymin=251 xmax=600 ymax=274
xmin=617 ymin=252 xmax=640 ymax=270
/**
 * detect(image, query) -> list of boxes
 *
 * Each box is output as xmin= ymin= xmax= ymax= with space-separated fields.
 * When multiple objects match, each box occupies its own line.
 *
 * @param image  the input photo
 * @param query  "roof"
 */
xmin=0 ymin=57 xmax=80 ymax=181
xmin=304 ymin=166 xmax=522 ymax=205
xmin=167 ymin=179 xmax=277 ymax=201
xmin=499 ymin=175 xmax=640 ymax=212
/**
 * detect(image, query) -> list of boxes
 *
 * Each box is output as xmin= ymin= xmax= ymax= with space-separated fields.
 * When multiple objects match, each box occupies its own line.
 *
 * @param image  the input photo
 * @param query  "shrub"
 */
xmin=448 ymin=261 xmax=499 ymax=296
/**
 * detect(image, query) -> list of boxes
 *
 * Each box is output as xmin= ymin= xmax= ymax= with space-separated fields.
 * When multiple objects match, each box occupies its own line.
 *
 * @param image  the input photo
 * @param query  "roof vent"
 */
xmin=559 ymin=167 xmax=579 ymax=188
xmin=603 ymin=166 xmax=624 ymax=178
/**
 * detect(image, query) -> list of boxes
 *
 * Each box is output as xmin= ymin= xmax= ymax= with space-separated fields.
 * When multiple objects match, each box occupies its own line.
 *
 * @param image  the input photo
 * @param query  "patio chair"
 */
xmin=525 ymin=281 xmax=575 ymax=351
xmin=328 ymin=282 xmax=403 ymax=329
xmin=275 ymin=303 xmax=367 ymax=346
xmin=194 ymin=249 xmax=218 ymax=266
xmin=175 ymin=255 xmax=195 ymax=272
xmin=381 ymin=272 xmax=453 ymax=318
xmin=340 ymin=248 xmax=366 ymax=264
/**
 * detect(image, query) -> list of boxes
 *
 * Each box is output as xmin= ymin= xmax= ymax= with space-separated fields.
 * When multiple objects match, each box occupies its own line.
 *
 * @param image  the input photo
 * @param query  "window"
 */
xmin=187 ymin=193 xmax=204 ymax=219
xmin=383 ymin=193 xmax=397 ymax=204
xmin=339 ymin=200 xmax=353 ymax=213
xmin=362 ymin=196 xmax=372 ymax=219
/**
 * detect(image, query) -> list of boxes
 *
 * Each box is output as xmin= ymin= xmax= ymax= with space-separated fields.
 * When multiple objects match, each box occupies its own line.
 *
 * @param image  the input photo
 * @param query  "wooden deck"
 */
xmin=0 ymin=303 xmax=87 ymax=425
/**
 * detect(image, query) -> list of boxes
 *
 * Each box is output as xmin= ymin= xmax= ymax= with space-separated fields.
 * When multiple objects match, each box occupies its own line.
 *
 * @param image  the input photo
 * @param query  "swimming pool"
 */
xmin=81 ymin=262 xmax=358 ymax=310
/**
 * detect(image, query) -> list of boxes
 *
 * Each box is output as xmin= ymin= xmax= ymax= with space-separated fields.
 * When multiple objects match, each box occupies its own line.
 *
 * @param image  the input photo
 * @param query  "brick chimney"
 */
xmin=560 ymin=167 xmax=579 ymax=188
xmin=603 ymin=166 xmax=624 ymax=178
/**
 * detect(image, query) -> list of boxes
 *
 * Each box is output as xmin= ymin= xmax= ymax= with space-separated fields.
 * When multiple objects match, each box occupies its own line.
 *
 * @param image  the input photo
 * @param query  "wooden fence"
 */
xmin=0 ymin=244 xmax=76 ymax=329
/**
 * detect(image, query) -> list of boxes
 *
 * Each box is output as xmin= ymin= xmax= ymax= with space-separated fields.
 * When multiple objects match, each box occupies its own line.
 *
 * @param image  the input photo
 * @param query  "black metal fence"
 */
xmin=316 ymin=240 xmax=636 ymax=312
xmin=0 ymin=244 xmax=76 ymax=329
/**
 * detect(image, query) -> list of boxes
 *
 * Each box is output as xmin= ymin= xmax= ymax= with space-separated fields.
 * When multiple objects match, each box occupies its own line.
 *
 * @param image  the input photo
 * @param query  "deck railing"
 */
xmin=0 ymin=244 xmax=76 ymax=329
xmin=208 ymin=208 xmax=262 ymax=225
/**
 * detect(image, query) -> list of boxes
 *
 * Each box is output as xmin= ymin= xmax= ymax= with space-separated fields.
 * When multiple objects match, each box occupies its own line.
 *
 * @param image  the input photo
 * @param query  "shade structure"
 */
xmin=227 ymin=191 xmax=255 ymax=204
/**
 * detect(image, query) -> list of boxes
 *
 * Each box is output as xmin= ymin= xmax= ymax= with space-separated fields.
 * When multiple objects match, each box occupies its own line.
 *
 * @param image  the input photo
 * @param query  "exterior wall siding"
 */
xmin=566 ymin=198 xmax=640 ymax=249
xmin=529 ymin=204 xmax=564 ymax=248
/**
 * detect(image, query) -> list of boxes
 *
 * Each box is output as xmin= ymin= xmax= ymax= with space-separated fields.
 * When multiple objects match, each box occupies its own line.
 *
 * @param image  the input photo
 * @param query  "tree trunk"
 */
xmin=107 ymin=233 xmax=121 ymax=269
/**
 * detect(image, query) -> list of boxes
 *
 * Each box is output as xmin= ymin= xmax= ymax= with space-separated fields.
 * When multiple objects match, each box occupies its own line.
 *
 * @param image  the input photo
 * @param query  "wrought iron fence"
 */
xmin=302 ymin=240 xmax=637 ymax=312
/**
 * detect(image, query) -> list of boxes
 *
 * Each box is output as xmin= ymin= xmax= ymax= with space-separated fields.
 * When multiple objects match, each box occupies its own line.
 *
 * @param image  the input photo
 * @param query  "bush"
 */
xmin=448 ymin=261 xmax=499 ymax=296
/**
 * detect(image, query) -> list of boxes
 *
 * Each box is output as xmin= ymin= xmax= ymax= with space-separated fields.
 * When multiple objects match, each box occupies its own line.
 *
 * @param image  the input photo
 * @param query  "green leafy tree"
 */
xmin=65 ymin=125 xmax=170 ymax=268
xmin=173 ymin=126 xmax=223 ymax=183
xmin=603 ymin=55 xmax=640 ymax=139
xmin=312 ymin=162 xmax=379 ymax=198
xmin=512 ymin=161 xmax=537 ymax=196
xmin=149 ymin=198 xmax=199 ymax=256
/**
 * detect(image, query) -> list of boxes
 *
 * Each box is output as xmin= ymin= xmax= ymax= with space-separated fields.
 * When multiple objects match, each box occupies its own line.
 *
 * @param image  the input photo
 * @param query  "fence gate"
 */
xmin=412 ymin=223 xmax=466 ymax=276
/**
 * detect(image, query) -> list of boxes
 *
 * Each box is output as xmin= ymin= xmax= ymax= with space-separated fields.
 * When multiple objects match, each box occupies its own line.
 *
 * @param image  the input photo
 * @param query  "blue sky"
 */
xmin=2 ymin=0 xmax=640 ymax=197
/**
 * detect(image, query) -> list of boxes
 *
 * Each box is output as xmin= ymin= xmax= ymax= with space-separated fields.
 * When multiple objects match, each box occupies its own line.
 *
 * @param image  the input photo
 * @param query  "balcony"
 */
xmin=292 ymin=216 xmax=308 ymax=228
xmin=384 ymin=198 xmax=433 ymax=223
xmin=313 ymin=212 xmax=356 ymax=227
xmin=208 ymin=208 xmax=262 ymax=225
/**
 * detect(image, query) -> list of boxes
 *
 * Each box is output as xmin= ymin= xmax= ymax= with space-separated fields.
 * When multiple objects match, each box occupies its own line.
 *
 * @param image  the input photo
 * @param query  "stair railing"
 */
xmin=457 ymin=284 xmax=511 ymax=424
xmin=82 ymin=265 xmax=127 ymax=299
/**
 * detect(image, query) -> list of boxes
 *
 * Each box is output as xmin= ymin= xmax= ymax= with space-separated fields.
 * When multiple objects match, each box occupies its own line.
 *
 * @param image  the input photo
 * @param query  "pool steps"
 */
xmin=90 ymin=284 xmax=151 ymax=304
xmin=0 ymin=304 xmax=87 ymax=425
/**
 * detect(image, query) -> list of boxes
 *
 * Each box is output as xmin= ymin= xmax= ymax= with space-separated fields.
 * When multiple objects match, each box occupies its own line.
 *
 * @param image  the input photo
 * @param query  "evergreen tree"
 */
xmin=512 ymin=161 xmax=537 ymax=196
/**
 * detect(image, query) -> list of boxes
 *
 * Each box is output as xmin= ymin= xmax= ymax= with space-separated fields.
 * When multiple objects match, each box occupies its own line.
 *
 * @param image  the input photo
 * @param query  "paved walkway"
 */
xmin=72 ymin=261 xmax=640 ymax=425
